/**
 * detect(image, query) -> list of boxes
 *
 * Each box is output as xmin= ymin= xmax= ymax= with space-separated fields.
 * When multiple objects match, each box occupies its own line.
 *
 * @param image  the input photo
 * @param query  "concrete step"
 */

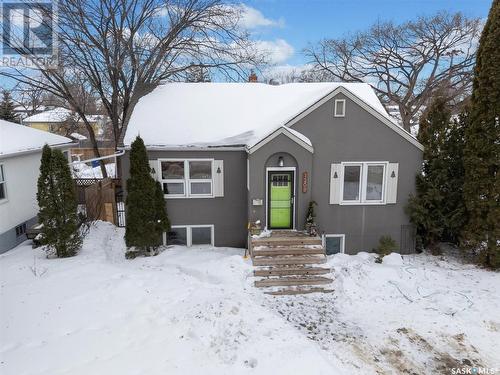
xmin=265 ymin=287 xmax=335 ymax=296
xmin=252 ymin=255 xmax=326 ymax=266
xmin=252 ymin=247 xmax=325 ymax=256
xmin=255 ymin=276 xmax=333 ymax=288
xmin=252 ymin=237 xmax=322 ymax=247
xmin=254 ymin=266 xmax=331 ymax=277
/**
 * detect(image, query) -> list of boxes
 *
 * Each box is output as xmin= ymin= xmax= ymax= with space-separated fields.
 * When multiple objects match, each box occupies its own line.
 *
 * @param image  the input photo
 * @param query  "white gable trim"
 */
xmin=248 ymin=127 xmax=314 ymax=154
xmin=286 ymin=86 xmax=424 ymax=151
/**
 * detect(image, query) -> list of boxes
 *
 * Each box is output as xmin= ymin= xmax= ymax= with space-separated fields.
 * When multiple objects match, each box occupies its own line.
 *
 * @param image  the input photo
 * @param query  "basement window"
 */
xmin=334 ymin=99 xmax=346 ymax=117
xmin=323 ymin=234 xmax=345 ymax=255
xmin=15 ymin=223 xmax=27 ymax=237
xmin=166 ymin=225 xmax=214 ymax=246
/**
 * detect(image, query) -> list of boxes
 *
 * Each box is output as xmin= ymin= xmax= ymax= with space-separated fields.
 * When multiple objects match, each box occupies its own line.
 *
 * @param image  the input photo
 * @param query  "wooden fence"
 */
xmin=74 ymin=178 xmax=125 ymax=227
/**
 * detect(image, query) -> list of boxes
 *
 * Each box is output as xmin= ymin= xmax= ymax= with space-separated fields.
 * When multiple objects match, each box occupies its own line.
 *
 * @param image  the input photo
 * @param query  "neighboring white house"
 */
xmin=0 ymin=119 xmax=74 ymax=253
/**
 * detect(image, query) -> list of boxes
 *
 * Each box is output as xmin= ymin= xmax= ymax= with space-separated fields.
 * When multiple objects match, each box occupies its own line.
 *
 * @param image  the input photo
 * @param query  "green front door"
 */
xmin=268 ymin=172 xmax=294 ymax=229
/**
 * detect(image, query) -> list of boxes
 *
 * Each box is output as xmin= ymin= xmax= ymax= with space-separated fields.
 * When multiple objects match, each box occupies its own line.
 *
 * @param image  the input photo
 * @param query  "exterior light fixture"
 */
xmin=278 ymin=156 xmax=284 ymax=167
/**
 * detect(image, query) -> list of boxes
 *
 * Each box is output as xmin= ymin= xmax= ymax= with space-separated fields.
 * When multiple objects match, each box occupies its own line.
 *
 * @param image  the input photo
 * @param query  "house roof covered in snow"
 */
xmin=0 ymin=119 xmax=73 ymax=157
xmin=23 ymin=107 xmax=72 ymax=123
xmin=23 ymin=107 xmax=105 ymax=124
xmin=123 ymin=82 xmax=422 ymax=150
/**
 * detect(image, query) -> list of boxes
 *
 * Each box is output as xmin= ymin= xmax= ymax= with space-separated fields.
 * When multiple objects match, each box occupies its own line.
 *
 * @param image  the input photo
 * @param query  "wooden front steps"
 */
xmin=252 ymin=237 xmax=322 ymax=247
xmin=252 ymin=255 xmax=327 ymax=266
xmin=254 ymin=266 xmax=330 ymax=277
xmin=250 ymin=231 xmax=334 ymax=295
xmin=265 ymin=287 xmax=335 ymax=296
xmin=252 ymin=246 xmax=324 ymax=256
xmin=255 ymin=276 xmax=332 ymax=287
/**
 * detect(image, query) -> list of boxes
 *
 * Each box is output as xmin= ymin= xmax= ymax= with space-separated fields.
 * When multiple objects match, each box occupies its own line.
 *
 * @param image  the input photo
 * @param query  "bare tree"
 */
xmin=304 ymin=12 xmax=482 ymax=131
xmin=11 ymin=84 xmax=46 ymax=117
xmin=1 ymin=0 xmax=263 ymax=176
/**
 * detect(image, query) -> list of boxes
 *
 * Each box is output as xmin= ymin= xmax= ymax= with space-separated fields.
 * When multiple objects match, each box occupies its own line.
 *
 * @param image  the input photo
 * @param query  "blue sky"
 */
xmin=0 ymin=0 xmax=492 ymax=90
xmin=244 ymin=0 xmax=491 ymax=69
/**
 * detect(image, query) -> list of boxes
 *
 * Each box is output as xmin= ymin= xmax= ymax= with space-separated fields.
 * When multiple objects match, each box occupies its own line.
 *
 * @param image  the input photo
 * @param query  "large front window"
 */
xmin=160 ymin=159 xmax=213 ymax=197
xmin=341 ymin=162 xmax=386 ymax=204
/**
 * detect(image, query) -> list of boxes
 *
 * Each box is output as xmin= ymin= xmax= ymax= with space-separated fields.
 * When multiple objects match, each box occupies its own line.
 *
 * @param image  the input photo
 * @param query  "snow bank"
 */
xmin=2 ymin=223 xmax=499 ymax=375
xmin=382 ymin=252 xmax=403 ymax=266
xmin=266 ymin=252 xmax=500 ymax=374
xmin=0 ymin=222 xmax=336 ymax=375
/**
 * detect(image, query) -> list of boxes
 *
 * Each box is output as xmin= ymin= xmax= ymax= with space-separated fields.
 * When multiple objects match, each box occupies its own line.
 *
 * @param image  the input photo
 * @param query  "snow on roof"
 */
xmin=23 ymin=107 xmax=71 ymax=123
xmin=23 ymin=107 xmax=105 ymax=124
xmin=0 ymin=119 xmax=72 ymax=157
xmin=14 ymin=105 xmax=47 ymax=112
xmin=124 ymin=82 xmax=394 ymax=148
xmin=70 ymin=132 xmax=87 ymax=141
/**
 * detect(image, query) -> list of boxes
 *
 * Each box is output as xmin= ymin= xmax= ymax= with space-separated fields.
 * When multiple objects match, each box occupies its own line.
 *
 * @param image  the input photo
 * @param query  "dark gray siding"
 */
xmin=0 ymin=216 xmax=37 ymax=254
xmin=121 ymin=150 xmax=248 ymax=248
xmin=290 ymin=93 xmax=423 ymax=254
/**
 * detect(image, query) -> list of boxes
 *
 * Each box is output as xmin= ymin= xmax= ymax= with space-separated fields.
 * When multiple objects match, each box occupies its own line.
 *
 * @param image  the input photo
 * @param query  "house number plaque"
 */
xmin=302 ymin=171 xmax=308 ymax=193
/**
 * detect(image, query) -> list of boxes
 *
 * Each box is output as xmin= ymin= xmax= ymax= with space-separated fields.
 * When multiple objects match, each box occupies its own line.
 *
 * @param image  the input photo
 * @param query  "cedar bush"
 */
xmin=406 ymin=97 xmax=466 ymax=251
xmin=37 ymin=145 xmax=82 ymax=257
xmin=463 ymin=0 xmax=500 ymax=268
xmin=125 ymin=136 xmax=169 ymax=257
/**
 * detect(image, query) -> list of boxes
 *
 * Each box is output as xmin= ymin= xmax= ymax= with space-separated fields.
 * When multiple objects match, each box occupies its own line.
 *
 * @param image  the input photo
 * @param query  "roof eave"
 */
xmin=0 ymin=141 xmax=77 ymax=160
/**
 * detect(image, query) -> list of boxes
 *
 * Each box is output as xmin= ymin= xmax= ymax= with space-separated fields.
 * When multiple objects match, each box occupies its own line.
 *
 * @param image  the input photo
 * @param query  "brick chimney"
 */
xmin=248 ymin=70 xmax=258 ymax=83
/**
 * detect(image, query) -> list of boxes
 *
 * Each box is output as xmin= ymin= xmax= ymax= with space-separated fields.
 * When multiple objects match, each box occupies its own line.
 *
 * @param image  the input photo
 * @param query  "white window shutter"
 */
xmin=329 ymin=163 xmax=342 ymax=204
xmin=213 ymin=160 xmax=224 ymax=197
xmin=148 ymin=160 xmax=159 ymax=181
xmin=386 ymin=163 xmax=399 ymax=204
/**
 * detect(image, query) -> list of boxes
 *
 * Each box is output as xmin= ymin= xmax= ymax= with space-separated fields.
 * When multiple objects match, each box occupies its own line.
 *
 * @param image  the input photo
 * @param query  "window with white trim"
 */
xmin=334 ymin=99 xmax=346 ymax=117
xmin=166 ymin=225 xmax=214 ymax=246
xmin=160 ymin=159 xmax=213 ymax=197
xmin=323 ymin=234 xmax=345 ymax=255
xmin=341 ymin=162 xmax=386 ymax=204
xmin=0 ymin=165 xmax=6 ymax=201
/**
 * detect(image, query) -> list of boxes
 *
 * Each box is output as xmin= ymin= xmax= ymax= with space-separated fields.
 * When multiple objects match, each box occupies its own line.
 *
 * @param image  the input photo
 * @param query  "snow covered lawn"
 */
xmin=1 ymin=222 xmax=499 ymax=375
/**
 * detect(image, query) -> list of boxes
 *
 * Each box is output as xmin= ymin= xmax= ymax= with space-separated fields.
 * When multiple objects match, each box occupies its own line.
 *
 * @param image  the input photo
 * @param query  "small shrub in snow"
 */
xmin=375 ymin=236 xmax=398 ymax=263
xmin=305 ymin=201 xmax=318 ymax=236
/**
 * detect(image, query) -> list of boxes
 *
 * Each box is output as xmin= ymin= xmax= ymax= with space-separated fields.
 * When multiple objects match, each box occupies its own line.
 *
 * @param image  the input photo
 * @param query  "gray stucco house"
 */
xmin=120 ymin=82 xmax=423 ymax=254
